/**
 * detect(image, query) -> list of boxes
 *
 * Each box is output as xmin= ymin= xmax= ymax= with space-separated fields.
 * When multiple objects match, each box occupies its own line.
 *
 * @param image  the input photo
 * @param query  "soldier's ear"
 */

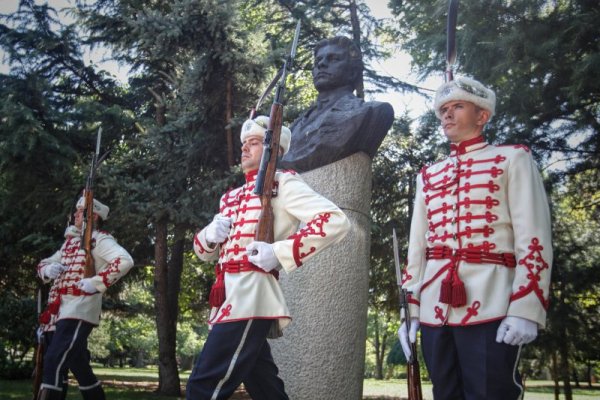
xmin=476 ymin=109 xmax=491 ymax=126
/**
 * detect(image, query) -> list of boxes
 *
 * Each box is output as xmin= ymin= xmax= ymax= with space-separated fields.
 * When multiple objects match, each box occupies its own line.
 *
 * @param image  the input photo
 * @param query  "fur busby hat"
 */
xmin=240 ymin=115 xmax=292 ymax=155
xmin=434 ymin=76 xmax=496 ymax=120
xmin=76 ymin=197 xmax=110 ymax=220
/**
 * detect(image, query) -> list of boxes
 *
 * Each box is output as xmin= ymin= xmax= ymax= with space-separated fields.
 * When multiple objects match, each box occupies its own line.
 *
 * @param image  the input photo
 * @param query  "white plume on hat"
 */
xmin=240 ymin=115 xmax=292 ymax=155
xmin=434 ymin=76 xmax=496 ymax=120
xmin=76 ymin=197 xmax=110 ymax=220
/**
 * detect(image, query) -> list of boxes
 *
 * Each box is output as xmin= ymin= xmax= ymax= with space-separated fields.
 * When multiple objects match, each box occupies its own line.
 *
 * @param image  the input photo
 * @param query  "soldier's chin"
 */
xmin=241 ymin=161 xmax=258 ymax=173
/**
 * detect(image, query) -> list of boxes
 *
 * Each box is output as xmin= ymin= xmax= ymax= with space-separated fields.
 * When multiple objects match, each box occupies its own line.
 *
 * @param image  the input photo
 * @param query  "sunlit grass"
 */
xmin=2 ymin=369 xmax=598 ymax=400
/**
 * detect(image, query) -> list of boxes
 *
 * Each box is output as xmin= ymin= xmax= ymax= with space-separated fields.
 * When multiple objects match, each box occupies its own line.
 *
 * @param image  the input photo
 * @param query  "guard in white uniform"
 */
xmin=398 ymin=77 xmax=552 ymax=400
xmin=186 ymin=116 xmax=350 ymax=400
xmin=37 ymin=197 xmax=134 ymax=400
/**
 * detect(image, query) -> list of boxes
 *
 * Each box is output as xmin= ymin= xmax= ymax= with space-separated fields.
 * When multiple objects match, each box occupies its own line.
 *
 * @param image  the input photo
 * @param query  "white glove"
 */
xmin=398 ymin=317 xmax=420 ymax=360
xmin=495 ymin=316 xmax=538 ymax=346
xmin=77 ymin=278 xmax=99 ymax=294
xmin=246 ymin=241 xmax=279 ymax=272
xmin=205 ymin=215 xmax=232 ymax=244
xmin=44 ymin=262 xmax=66 ymax=279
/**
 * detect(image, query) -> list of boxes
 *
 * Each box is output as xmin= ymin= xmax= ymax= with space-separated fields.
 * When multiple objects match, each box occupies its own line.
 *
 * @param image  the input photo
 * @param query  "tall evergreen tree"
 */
xmin=0 ymin=0 xmax=126 ymax=291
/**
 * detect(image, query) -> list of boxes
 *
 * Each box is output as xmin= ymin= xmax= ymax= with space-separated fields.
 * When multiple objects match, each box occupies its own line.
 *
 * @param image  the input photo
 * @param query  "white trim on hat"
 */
xmin=240 ymin=116 xmax=291 ymax=155
xmin=76 ymin=197 xmax=110 ymax=220
xmin=434 ymin=76 xmax=496 ymax=120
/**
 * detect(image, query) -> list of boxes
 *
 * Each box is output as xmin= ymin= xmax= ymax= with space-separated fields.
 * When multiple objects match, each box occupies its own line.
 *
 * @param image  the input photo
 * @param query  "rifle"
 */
xmin=253 ymin=20 xmax=301 ymax=242
xmin=82 ymin=127 xmax=109 ymax=278
xmin=445 ymin=0 xmax=459 ymax=82
xmin=32 ymin=290 xmax=44 ymax=400
xmin=393 ymin=229 xmax=423 ymax=400
xmin=249 ymin=69 xmax=283 ymax=120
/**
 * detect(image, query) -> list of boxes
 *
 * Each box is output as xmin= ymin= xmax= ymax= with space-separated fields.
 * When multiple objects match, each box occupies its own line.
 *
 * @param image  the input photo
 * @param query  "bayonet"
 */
xmin=393 ymin=228 xmax=403 ymax=286
xmin=446 ymin=0 xmax=459 ymax=82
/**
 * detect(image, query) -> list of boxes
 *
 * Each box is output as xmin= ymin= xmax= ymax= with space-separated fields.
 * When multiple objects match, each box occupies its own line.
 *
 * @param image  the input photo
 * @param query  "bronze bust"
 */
xmin=280 ymin=36 xmax=394 ymax=172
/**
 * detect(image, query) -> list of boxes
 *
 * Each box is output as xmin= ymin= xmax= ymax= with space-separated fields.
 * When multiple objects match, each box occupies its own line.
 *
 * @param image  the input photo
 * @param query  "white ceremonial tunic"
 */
xmin=37 ymin=226 xmax=134 ymax=330
xmin=402 ymin=136 xmax=552 ymax=328
xmin=193 ymin=169 xmax=350 ymax=331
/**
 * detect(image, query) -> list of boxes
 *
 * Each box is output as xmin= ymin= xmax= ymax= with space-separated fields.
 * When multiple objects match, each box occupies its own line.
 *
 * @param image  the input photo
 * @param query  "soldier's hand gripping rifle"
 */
xmin=253 ymin=20 xmax=301 ymax=242
xmin=82 ymin=127 xmax=109 ymax=278
xmin=445 ymin=0 xmax=459 ymax=82
xmin=393 ymin=229 xmax=423 ymax=400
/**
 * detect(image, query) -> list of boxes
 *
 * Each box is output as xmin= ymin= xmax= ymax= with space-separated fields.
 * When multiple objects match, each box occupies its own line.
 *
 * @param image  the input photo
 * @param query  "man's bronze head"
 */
xmin=312 ymin=36 xmax=363 ymax=92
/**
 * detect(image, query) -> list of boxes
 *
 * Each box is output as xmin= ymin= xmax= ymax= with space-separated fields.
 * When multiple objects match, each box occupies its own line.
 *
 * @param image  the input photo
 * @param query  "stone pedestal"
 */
xmin=271 ymin=152 xmax=372 ymax=400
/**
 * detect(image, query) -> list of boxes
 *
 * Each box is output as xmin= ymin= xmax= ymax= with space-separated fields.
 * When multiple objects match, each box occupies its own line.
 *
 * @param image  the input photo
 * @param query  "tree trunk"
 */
xmin=380 ymin=332 xmax=388 ymax=380
xmin=154 ymin=218 xmax=181 ymax=396
xmin=373 ymin=319 xmax=383 ymax=380
xmin=348 ymin=0 xmax=364 ymax=99
xmin=551 ymin=351 xmax=560 ymax=400
xmin=559 ymin=337 xmax=573 ymax=400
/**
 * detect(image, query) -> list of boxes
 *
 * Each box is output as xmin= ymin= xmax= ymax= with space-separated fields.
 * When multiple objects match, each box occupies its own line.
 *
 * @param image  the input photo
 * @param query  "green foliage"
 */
xmin=0 ymin=292 xmax=37 ymax=378
xmin=388 ymin=0 xmax=600 ymax=173
xmin=386 ymin=339 xmax=406 ymax=366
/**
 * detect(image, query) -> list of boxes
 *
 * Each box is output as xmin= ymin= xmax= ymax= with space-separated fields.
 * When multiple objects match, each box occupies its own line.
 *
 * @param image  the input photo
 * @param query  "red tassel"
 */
xmin=451 ymin=279 xmax=467 ymax=307
xmin=48 ymin=300 xmax=60 ymax=314
xmin=209 ymin=279 xmax=225 ymax=308
xmin=439 ymin=271 xmax=453 ymax=304
xmin=39 ymin=310 xmax=51 ymax=324
xmin=209 ymin=265 xmax=226 ymax=308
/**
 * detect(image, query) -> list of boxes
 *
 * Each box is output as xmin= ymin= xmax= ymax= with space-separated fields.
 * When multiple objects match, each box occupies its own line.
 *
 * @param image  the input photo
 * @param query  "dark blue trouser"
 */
xmin=41 ymin=319 xmax=105 ymax=400
xmin=421 ymin=321 xmax=523 ymax=400
xmin=43 ymin=332 xmax=68 ymax=399
xmin=186 ymin=319 xmax=288 ymax=400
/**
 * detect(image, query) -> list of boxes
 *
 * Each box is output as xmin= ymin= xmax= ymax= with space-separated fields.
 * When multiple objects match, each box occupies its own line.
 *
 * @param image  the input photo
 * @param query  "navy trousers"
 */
xmin=186 ymin=319 xmax=288 ymax=400
xmin=42 ymin=332 xmax=68 ymax=399
xmin=421 ymin=321 xmax=523 ymax=400
xmin=41 ymin=319 xmax=105 ymax=400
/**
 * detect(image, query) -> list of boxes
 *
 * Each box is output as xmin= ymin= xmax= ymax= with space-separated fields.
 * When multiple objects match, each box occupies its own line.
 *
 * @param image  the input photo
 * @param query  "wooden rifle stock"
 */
xmin=393 ymin=230 xmax=423 ymax=400
xmin=82 ymin=189 xmax=96 ymax=278
xmin=32 ymin=341 xmax=44 ymax=400
xmin=407 ymin=341 xmax=423 ymax=400
xmin=254 ymin=104 xmax=283 ymax=243
xmin=400 ymin=288 xmax=423 ymax=400
xmin=81 ymin=127 xmax=106 ymax=278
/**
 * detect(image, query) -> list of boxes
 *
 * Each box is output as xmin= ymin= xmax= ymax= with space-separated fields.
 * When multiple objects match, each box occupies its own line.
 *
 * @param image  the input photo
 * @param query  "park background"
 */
xmin=0 ymin=0 xmax=598 ymax=399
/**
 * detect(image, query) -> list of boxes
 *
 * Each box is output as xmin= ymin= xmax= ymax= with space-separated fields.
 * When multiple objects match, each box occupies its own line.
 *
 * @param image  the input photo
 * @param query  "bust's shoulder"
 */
xmin=334 ymin=94 xmax=393 ymax=117
xmin=333 ymin=93 xmax=364 ymax=110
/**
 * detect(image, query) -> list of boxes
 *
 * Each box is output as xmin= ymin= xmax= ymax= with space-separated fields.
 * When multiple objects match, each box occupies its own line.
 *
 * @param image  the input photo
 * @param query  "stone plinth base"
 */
xmin=272 ymin=152 xmax=372 ymax=400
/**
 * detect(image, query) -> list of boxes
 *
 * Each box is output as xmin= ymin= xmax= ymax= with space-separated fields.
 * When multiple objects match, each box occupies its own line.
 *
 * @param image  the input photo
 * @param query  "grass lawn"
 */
xmin=2 ymin=367 xmax=598 ymax=399
xmin=363 ymin=379 xmax=600 ymax=399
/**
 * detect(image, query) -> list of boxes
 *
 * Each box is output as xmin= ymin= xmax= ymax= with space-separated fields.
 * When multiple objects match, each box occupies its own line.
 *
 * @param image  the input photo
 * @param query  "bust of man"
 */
xmin=280 ymin=36 xmax=394 ymax=172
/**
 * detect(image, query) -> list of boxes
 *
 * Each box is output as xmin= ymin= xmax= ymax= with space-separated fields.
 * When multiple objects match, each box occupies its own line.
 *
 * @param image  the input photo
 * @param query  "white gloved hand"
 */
xmin=205 ymin=215 xmax=232 ymax=244
xmin=398 ymin=317 xmax=420 ymax=360
xmin=495 ymin=316 xmax=538 ymax=346
xmin=246 ymin=241 xmax=279 ymax=272
xmin=77 ymin=278 xmax=99 ymax=294
xmin=45 ymin=262 xmax=66 ymax=279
